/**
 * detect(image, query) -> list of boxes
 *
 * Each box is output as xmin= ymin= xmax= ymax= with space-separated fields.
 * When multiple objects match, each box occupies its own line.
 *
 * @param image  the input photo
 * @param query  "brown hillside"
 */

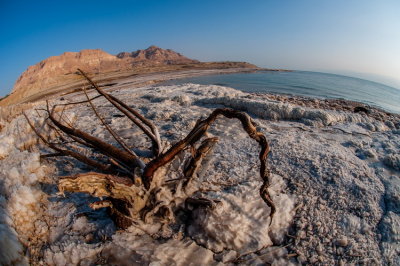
xmin=1 ymin=46 xmax=258 ymax=106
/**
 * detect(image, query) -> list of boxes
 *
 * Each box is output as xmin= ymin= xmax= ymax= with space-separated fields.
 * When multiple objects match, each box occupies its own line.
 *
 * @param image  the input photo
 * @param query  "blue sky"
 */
xmin=0 ymin=0 xmax=399 ymax=96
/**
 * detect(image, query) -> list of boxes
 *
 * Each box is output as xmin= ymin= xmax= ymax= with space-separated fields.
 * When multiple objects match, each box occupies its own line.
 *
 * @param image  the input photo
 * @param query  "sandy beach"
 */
xmin=0 ymin=78 xmax=399 ymax=264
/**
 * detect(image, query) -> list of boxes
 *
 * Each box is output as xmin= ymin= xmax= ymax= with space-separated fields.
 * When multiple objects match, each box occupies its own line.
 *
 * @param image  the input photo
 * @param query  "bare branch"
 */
xmin=142 ymin=108 xmax=276 ymax=219
xmin=107 ymin=93 xmax=162 ymax=153
xmin=56 ymin=94 xmax=103 ymax=106
xmin=46 ymin=122 xmax=91 ymax=148
xmin=183 ymin=137 xmax=219 ymax=185
xmin=23 ymin=112 xmax=113 ymax=173
xmin=77 ymin=68 xmax=162 ymax=156
xmin=82 ymin=86 xmax=142 ymax=162
xmin=40 ymin=152 xmax=63 ymax=158
xmin=46 ymin=107 xmax=142 ymax=171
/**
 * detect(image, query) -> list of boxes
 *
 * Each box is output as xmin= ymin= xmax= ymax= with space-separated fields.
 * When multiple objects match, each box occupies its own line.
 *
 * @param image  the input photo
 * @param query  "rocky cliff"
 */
xmin=1 ymin=46 xmax=257 ymax=106
xmin=116 ymin=45 xmax=197 ymax=65
xmin=11 ymin=46 xmax=198 ymax=99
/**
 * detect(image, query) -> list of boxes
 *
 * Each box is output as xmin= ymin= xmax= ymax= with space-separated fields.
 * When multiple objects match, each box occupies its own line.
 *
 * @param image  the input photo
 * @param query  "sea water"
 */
xmin=163 ymin=71 xmax=400 ymax=114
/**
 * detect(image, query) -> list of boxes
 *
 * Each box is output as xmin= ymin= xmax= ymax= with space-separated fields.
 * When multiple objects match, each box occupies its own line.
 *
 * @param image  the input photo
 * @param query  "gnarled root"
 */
xmin=25 ymin=69 xmax=275 ymax=231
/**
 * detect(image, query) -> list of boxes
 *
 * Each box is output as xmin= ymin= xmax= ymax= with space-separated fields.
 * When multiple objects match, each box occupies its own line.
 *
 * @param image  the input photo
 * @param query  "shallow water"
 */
xmin=162 ymin=71 xmax=400 ymax=114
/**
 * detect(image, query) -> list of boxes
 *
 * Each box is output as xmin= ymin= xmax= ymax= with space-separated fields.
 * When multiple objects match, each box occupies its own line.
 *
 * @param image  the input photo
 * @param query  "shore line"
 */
xmin=4 ymin=68 xmax=262 ymax=106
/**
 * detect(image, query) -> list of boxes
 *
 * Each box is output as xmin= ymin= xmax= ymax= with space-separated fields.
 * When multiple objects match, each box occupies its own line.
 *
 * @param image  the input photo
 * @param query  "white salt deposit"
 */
xmin=0 ymin=83 xmax=399 ymax=264
xmin=188 ymin=175 xmax=295 ymax=255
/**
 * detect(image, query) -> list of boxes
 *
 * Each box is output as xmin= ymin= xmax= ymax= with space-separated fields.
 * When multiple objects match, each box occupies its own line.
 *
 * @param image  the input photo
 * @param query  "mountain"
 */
xmin=116 ymin=45 xmax=197 ymax=65
xmin=11 ymin=46 xmax=198 ymax=100
xmin=1 ymin=46 xmax=257 ymax=106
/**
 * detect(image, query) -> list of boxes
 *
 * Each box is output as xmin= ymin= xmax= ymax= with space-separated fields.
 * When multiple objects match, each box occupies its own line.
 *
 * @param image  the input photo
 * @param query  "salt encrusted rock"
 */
xmin=171 ymin=94 xmax=191 ymax=106
xmin=362 ymin=148 xmax=377 ymax=159
xmin=0 ymin=196 xmax=27 ymax=265
xmin=383 ymin=175 xmax=400 ymax=214
xmin=0 ymin=144 xmax=48 ymax=264
xmin=385 ymin=120 xmax=395 ymax=129
xmin=383 ymin=154 xmax=400 ymax=171
xmin=0 ymin=135 xmax=14 ymax=159
xmin=187 ymin=175 xmax=295 ymax=254
xmin=213 ymin=249 xmax=237 ymax=263
xmin=197 ymin=94 xmax=373 ymax=127
xmin=379 ymin=212 xmax=400 ymax=264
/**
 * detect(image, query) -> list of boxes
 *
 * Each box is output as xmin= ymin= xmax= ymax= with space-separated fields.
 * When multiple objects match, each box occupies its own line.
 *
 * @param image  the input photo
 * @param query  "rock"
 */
xmin=336 ymin=236 xmax=349 ymax=247
xmin=85 ymin=233 xmax=94 ymax=243
xmin=171 ymin=95 xmax=191 ymax=106
xmin=214 ymin=250 xmax=237 ymax=263
xmin=385 ymin=120 xmax=395 ymax=129
xmin=363 ymin=149 xmax=377 ymax=159
xmin=378 ymin=211 xmax=400 ymax=263
xmin=316 ymin=244 xmax=323 ymax=255
xmin=383 ymin=176 xmax=400 ymax=213
xmin=383 ymin=154 xmax=400 ymax=171
xmin=298 ymin=230 xmax=307 ymax=239
xmin=354 ymin=106 xmax=370 ymax=114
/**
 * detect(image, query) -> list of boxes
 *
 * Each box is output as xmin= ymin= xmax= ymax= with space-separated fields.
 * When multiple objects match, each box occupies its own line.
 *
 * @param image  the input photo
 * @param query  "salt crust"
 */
xmin=0 ymin=141 xmax=47 ymax=264
xmin=0 ymin=83 xmax=399 ymax=264
xmin=188 ymin=174 xmax=295 ymax=254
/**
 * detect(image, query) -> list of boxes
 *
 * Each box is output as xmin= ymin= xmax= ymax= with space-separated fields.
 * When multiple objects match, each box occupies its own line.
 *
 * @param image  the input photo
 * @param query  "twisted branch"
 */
xmin=142 ymin=108 xmax=275 ymax=219
xmin=23 ymin=70 xmax=276 ymax=228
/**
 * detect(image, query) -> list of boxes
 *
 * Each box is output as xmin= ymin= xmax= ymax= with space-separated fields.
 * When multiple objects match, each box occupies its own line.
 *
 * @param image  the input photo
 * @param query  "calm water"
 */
xmin=163 ymin=71 xmax=400 ymax=114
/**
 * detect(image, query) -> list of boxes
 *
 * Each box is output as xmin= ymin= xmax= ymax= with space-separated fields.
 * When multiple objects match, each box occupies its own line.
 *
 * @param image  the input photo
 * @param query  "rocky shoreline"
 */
xmin=254 ymin=93 xmax=400 ymax=125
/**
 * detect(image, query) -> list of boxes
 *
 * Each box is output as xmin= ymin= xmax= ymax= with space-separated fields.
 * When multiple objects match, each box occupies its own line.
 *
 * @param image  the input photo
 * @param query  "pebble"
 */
xmin=298 ymin=230 xmax=306 ymax=239
xmin=297 ymin=254 xmax=306 ymax=263
xmin=316 ymin=244 xmax=323 ymax=255
xmin=85 ymin=233 xmax=94 ymax=243
xmin=309 ymin=256 xmax=318 ymax=264
xmin=214 ymin=250 xmax=237 ymax=263
xmin=296 ymin=220 xmax=304 ymax=229
xmin=336 ymin=236 xmax=349 ymax=247
xmin=336 ymin=247 xmax=344 ymax=255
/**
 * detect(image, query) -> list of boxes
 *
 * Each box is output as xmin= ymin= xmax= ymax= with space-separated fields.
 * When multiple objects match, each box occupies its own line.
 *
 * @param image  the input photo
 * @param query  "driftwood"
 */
xmin=24 ymin=69 xmax=275 ymax=230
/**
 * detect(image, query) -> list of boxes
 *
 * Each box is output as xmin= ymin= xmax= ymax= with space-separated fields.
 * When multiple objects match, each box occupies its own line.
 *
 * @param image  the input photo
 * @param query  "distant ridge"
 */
xmin=1 ymin=46 xmax=258 ymax=106
xmin=11 ymin=46 xmax=198 ymax=98
xmin=116 ymin=45 xmax=197 ymax=65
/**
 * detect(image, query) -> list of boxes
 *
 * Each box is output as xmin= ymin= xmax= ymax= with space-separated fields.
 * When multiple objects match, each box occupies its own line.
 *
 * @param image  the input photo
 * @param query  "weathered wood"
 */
xmin=24 ymin=70 xmax=276 ymax=230
xmin=78 ymin=69 xmax=162 ymax=156
xmin=141 ymin=108 xmax=275 ymax=219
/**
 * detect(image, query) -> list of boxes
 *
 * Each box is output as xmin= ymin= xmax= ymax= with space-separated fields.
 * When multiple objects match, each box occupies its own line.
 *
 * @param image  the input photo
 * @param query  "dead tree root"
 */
xmin=24 ymin=69 xmax=276 ymax=231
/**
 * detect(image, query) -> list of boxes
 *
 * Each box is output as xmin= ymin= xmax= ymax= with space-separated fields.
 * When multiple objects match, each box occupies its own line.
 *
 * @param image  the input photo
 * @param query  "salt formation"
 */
xmin=188 ymin=175 xmax=295 ymax=254
xmin=0 ymin=83 xmax=399 ymax=265
xmin=0 ymin=130 xmax=49 ymax=264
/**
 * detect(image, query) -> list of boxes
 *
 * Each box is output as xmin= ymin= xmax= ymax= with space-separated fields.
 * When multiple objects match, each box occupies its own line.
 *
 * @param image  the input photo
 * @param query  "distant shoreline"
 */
xmin=0 ymin=67 xmax=263 ymax=106
xmin=2 ymin=67 xmax=398 ymax=127
xmin=68 ymin=70 xmax=399 ymax=121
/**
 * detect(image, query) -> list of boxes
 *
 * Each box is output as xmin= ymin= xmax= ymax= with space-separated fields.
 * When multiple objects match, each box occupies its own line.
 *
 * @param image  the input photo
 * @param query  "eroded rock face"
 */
xmin=7 ymin=46 xmax=198 ymax=106
xmin=13 ymin=49 xmax=118 ymax=97
xmin=116 ymin=45 xmax=197 ymax=65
